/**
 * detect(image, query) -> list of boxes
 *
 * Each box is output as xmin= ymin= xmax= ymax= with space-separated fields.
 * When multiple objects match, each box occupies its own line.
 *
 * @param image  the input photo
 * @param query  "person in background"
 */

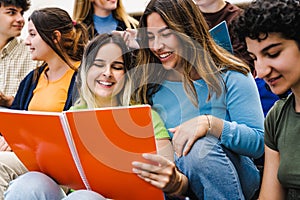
xmin=0 ymin=7 xmax=88 ymax=199
xmin=128 ymin=0 xmax=264 ymax=199
xmin=194 ymin=0 xmax=282 ymax=118
xmin=0 ymin=0 xmax=37 ymax=108
xmin=194 ymin=0 xmax=243 ymax=57
xmin=233 ymin=0 xmax=300 ymax=199
xmin=73 ymin=0 xmax=138 ymax=39
xmin=4 ymin=33 xmax=173 ymax=200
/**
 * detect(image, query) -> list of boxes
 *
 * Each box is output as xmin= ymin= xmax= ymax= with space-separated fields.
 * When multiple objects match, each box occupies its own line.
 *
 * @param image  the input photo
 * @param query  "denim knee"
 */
xmin=4 ymin=171 xmax=66 ymax=200
xmin=222 ymin=147 xmax=260 ymax=200
xmin=175 ymin=136 xmax=245 ymax=200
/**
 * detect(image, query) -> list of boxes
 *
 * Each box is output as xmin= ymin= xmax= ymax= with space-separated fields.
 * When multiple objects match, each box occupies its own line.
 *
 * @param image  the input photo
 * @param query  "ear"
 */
xmin=52 ymin=30 xmax=62 ymax=44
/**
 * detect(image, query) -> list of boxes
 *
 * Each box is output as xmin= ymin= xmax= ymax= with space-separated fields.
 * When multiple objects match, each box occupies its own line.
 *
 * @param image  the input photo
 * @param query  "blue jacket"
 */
xmin=11 ymin=65 xmax=77 ymax=111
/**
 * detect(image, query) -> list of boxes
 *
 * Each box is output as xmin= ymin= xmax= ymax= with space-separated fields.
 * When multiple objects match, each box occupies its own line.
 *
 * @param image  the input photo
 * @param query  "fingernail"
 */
xmin=132 ymin=161 xmax=138 ymax=166
xmin=132 ymin=168 xmax=138 ymax=173
xmin=142 ymin=153 xmax=150 ymax=158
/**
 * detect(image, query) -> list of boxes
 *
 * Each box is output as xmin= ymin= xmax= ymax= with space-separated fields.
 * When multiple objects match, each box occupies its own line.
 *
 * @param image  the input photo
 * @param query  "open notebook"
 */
xmin=0 ymin=105 xmax=164 ymax=200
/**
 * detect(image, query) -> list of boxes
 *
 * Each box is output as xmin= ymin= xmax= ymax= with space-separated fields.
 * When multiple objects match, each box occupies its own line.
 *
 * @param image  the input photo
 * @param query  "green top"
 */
xmin=70 ymin=104 xmax=170 ymax=140
xmin=265 ymin=94 xmax=300 ymax=190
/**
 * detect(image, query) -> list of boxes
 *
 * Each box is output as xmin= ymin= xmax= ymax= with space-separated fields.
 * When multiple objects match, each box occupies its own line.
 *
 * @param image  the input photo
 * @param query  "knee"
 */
xmin=5 ymin=171 xmax=65 ymax=199
xmin=11 ymin=171 xmax=53 ymax=189
xmin=175 ymin=137 xmax=223 ymax=170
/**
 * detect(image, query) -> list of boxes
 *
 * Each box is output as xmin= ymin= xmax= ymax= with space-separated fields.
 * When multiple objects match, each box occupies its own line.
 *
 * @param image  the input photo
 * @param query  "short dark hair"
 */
xmin=0 ymin=0 xmax=30 ymax=12
xmin=233 ymin=0 xmax=300 ymax=47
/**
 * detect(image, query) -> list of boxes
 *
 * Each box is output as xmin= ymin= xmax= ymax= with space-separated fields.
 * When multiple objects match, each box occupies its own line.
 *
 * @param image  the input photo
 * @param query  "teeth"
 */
xmin=99 ymin=81 xmax=113 ymax=86
xmin=159 ymin=52 xmax=171 ymax=58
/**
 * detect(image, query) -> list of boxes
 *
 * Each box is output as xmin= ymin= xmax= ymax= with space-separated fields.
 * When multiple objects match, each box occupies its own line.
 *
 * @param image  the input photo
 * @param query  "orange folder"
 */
xmin=0 ymin=105 xmax=164 ymax=200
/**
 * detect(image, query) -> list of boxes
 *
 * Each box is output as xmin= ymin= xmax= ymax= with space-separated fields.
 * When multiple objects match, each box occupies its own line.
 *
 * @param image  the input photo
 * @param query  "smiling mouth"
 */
xmin=158 ymin=52 xmax=172 ymax=59
xmin=267 ymin=75 xmax=282 ymax=85
xmin=97 ymin=81 xmax=114 ymax=86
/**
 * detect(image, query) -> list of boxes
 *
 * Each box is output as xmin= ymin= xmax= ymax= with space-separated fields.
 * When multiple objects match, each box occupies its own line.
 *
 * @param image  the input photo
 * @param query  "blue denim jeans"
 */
xmin=175 ymin=135 xmax=260 ymax=200
xmin=4 ymin=171 xmax=105 ymax=200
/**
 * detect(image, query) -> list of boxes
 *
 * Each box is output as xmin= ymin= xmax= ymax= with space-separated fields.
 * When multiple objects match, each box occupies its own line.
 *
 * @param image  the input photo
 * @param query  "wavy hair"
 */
xmin=0 ymin=0 xmax=30 ymax=11
xmin=132 ymin=0 xmax=249 ymax=106
xmin=232 ymin=0 xmax=300 ymax=48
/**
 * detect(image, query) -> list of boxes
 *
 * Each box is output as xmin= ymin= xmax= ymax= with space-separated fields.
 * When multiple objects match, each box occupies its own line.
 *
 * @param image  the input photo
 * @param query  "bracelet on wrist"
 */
xmin=204 ymin=114 xmax=211 ymax=134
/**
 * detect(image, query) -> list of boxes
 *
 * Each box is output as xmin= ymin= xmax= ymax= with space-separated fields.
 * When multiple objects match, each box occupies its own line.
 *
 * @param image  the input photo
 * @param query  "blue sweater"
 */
xmin=152 ymin=70 xmax=264 ymax=159
xmin=11 ymin=65 xmax=77 ymax=111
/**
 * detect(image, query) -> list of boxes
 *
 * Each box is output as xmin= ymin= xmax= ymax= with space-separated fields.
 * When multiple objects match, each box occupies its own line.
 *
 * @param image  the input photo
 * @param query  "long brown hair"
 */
xmin=29 ymin=7 xmax=88 ymax=80
xmin=133 ymin=0 xmax=250 ymax=106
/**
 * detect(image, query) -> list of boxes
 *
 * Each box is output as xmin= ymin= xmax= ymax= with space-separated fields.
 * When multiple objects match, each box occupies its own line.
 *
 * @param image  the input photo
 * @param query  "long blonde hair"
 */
xmin=73 ymin=0 xmax=138 ymax=38
xmin=75 ymin=33 xmax=133 ymax=108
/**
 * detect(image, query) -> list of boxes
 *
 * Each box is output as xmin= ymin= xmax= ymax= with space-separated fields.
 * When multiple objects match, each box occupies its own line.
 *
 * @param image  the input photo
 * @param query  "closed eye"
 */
xmin=93 ymin=63 xmax=105 ymax=68
xmin=266 ymin=51 xmax=280 ymax=58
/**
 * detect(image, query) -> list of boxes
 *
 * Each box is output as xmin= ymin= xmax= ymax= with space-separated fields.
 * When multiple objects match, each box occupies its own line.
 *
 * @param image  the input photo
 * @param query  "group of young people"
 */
xmin=0 ymin=0 xmax=299 ymax=199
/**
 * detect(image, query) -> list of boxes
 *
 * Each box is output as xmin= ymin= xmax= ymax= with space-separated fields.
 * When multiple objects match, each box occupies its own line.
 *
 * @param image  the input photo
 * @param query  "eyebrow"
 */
xmin=261 ymin=43 xmax=282 ymax=54
xmin=147 ymin=26 xmax=169 ymax=34
xmin=94 ymin=59 xmax=124 ymax=65
xmin=5 ymin=7 xmax=17 ymax=11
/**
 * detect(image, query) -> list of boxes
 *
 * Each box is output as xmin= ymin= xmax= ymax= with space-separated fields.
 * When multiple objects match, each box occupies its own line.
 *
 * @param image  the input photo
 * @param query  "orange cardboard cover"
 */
xmin=0 ymin=105 xmax=164 ymax=200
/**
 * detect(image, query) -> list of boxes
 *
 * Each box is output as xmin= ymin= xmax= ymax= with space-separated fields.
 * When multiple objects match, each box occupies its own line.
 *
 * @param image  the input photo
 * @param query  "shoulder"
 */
xmin=264 ymin=94 xmax=293 ymax=150
xmin=225 ymin=2 xmax=243 ymax=13
xmin=3 ymin=38 xmax=25 ymax=52
xmin=267 ymin=94 xmax=293 ymax=118
xmin=223 ymin=2 xmax=243 ymax=22
xmin=222 ymin=70 xmax=252 ymax=84
xmin=12 ymin=38 xmax=28 ymax=49
xmin=221 ymin=70 xmax=259 ymax=98
xmin=265 ymin=94 xmax=293 ymax=133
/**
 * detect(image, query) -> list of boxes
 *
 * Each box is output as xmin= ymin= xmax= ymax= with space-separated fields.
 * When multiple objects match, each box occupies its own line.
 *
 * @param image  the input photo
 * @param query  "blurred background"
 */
xmin=21 ymin=0 xmax=249 ymax=39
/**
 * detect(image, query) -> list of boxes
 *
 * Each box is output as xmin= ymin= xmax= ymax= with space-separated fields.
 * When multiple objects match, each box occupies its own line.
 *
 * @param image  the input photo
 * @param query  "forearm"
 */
xmin=206 ymin=115 xmax=223 ymax=139
xmin=220 ymin=121 xmax=264 ymax=158
xmin=205 ymin=115 xmax=264 ymax=158
xmin=222 ymin=71 xmax=264 ymax=158
xmin=156 ymin=139 xmax=174 ymax=162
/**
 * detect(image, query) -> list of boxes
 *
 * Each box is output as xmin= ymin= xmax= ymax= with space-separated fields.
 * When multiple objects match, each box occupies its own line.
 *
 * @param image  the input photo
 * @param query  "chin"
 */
xmin=31 ymin=57 xmax=39 ymax=61
xmin=269 ymin=86 xmax=289 ymax=96
xmin=162 ymin=63 xmax=175 ymax=70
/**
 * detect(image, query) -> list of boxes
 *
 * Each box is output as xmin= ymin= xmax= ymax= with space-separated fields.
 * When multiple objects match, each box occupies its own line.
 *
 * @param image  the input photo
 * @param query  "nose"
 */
xmin=15 ymin=12 xmax=24 ymax=24
xmin=255 ymin=58 xmax=272 ymax=79
xmin=150 ymin=36 xmax=164 ymax=52
xmin=24 ymin=35 xmax=31 ymax=46
xmin=102 ymin=65 xmax=112 ymax=78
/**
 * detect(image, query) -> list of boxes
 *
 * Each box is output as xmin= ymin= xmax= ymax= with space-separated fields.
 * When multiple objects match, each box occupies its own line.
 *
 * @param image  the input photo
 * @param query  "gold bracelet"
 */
xmin=204 ymin=114 xmax=211 ymax=134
